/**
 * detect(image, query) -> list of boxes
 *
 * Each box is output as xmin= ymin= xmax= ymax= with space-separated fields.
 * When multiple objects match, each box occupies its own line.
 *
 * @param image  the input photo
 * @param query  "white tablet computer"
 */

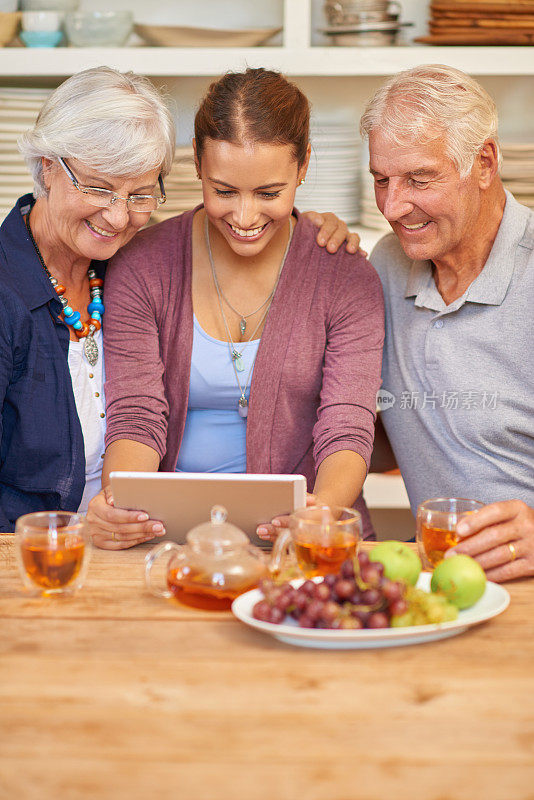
xmin=109 ymin=472 xmax=307 ymax=545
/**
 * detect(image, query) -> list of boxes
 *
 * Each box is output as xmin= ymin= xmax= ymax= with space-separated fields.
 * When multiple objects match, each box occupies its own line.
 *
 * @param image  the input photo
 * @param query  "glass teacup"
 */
xmin=15 ymin=511 xmax=91 ymax=596
xmin=270 ymin=505 xmax=361 ymax=578
xmin=416 ymin=497 xmax=484 ymax=569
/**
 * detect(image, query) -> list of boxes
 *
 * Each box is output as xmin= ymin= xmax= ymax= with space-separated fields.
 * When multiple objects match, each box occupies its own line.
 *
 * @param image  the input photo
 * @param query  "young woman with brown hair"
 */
xmin=88 ymin=68 xmax=384 ymax=548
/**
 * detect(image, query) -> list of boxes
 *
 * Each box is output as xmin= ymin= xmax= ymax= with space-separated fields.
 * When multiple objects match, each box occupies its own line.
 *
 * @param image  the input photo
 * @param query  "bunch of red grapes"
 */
xmin=252 ymin=551 xmax=409 ymax=629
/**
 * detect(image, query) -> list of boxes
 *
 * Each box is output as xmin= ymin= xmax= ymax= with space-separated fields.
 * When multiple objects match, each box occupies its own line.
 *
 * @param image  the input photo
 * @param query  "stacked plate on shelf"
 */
xmin=359 ymin=144 xmax=390 ymax=232
xmin=0 ymin=87 xmax=50 ymax=223
xmin=417 ymin=0 xmax=534 ymax=45
xmin=150 ymin=145 xmax=203 ymax=224
xmin=296 ymin=121 xmax=361 ymax=224
xmin=500 ymin=143 xmax=534 ymax=210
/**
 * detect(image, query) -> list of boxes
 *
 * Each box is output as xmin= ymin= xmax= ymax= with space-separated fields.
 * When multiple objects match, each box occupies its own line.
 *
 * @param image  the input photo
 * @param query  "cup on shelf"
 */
xmin=22 ymin=10 xmax=62 ymax=31
xmin=20 ymin=29 xmax=62 ymax=45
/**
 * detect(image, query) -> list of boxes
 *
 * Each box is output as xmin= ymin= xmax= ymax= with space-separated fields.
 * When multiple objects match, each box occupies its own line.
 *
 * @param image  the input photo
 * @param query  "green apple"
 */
xmin=431 ymin=554 xmax=486 ymax=609
xmin=369 ymin=541 xmax=422 ymax=586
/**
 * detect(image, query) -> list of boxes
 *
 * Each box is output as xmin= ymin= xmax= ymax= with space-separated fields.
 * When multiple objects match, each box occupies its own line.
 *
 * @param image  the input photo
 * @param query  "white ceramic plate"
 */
xmin=231 ymin=572 xmax=510 ymax=649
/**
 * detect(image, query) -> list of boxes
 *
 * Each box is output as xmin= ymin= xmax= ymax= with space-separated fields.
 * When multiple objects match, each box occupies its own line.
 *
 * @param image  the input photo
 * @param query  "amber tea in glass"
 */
xmin=144 ymin=508 xmax=269 ymax=611
xmin=166 ymin=566 xmax=261 ymax=611
xmin=416 ymin=498 xmax=484 ymax=569
xmin=271 ymin=505 xmax=361 ymax=578
xmin=15 ymin=511 xmax=90 ymax=596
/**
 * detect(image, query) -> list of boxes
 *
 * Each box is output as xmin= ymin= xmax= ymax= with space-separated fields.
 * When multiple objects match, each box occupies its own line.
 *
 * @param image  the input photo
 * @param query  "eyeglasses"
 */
xmin=58 ymin=157 xmax=166 ymax=213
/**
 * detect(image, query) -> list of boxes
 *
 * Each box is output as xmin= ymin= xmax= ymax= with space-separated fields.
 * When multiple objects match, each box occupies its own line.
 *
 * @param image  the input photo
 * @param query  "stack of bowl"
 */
xmin=64 ymin=10 xmax=133 ymax=47
xmin=321 ymin=0 xmax=411 ymax=46
xmin=18 ymin=0 xmax=78 ymax=47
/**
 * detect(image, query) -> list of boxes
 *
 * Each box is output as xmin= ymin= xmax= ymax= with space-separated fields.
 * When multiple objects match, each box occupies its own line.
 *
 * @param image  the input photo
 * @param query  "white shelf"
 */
xmin=1 ymin=46 xmax=534 ymax=77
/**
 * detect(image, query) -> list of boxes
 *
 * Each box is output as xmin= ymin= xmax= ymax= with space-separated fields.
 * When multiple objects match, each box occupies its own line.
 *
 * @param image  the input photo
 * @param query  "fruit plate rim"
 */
xmin=231 ymin=572 xmax=510 ymax=650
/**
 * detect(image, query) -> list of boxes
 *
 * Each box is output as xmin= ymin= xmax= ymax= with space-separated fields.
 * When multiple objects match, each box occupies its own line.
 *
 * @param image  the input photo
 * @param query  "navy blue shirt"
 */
xmin=0 ymin=195 xmax=105 ymax=531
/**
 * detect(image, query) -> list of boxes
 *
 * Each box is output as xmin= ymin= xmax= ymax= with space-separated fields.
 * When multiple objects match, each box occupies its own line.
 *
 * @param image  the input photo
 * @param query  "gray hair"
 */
xmin=360 ymin=64 xmax=501 ymax=177
xmin=18 ymin=66 xmax=176 ymax=198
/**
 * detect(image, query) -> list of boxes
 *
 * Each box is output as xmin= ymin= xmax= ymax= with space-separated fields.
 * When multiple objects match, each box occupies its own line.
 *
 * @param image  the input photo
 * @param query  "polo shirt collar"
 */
xmin=404 ymin=190 xmax=529 ymax=311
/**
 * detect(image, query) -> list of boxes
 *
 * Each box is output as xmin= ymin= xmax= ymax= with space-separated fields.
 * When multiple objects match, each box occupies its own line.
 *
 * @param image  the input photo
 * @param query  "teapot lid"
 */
xmin=186 ymin=505 xmax=249 ymax=552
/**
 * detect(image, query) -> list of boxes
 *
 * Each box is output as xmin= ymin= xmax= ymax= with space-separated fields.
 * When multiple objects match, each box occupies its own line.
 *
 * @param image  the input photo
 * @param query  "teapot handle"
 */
xmin=144 ymin=541 xmax=184 ymax=598
xmin=269 ymin=529 xmax=293 ymax=575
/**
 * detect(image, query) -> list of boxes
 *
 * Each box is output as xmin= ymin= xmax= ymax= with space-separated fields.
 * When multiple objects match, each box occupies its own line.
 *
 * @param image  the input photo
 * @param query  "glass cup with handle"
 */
xmin=15 ymin=511 xmax=91 ymax=596
xmin=270 ymin=505 xmax=361 ymax=579
xmin=416 ymin=497 xmax=484 ymax=569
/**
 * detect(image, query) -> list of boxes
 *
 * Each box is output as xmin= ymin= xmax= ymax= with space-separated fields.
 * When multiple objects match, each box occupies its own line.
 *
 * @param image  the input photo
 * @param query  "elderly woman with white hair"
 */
xmin=0 ymin=65 xmax=359 ymax=531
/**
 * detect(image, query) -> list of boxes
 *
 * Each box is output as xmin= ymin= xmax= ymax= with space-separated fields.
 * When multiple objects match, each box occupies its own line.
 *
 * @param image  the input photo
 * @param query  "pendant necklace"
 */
xmin=25 ymin=213 xmax=105 ymax=367
xmin=205 ymin=215 xmax=293 ymax=417
xmin=208 ymin=224 xmax=285 ymax=336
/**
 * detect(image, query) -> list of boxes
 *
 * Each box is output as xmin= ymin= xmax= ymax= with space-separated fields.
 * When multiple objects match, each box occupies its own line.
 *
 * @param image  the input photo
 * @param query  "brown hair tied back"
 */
xmin=194 ymin=67 xmax=310 ymax=168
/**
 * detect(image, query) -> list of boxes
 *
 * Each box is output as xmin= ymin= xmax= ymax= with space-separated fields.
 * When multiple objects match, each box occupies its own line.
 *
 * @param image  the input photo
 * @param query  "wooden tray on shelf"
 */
xmin=416 ymin=29 xmax=534 ymax=43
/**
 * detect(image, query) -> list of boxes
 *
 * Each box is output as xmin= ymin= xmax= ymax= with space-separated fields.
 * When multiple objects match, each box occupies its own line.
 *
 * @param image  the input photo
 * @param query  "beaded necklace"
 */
xmin=25 ymin=212 xmax=105 ymax=366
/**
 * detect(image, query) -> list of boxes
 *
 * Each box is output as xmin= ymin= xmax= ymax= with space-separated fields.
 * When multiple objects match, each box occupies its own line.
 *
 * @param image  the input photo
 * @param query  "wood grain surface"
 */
xmin=1 ymin=534 xmax=534 ymax=800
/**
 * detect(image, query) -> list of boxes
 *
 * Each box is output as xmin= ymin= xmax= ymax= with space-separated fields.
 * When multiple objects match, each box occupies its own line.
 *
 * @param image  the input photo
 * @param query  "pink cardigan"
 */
xmin=104 ymin=209 xmax=384 ymax=538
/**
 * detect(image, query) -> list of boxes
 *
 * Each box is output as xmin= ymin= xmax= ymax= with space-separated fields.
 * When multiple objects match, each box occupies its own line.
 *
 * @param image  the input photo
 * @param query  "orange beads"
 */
xmin=75 ymin=323 xmax=90 ymax=338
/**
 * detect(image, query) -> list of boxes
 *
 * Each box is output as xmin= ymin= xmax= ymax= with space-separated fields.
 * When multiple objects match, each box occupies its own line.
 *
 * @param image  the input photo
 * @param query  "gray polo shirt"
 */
xmin=371 ymin=190 xmax=534 ymax=514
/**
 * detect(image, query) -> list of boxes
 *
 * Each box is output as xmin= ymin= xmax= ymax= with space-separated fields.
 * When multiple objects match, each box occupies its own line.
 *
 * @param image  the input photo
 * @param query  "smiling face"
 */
xmin=196 ymin=138 xmax=309 ymax=259
xmin=369 ymin=130 xmax=485 ymax=266
xmin=42 ymin=157 xmax=161 ymax=263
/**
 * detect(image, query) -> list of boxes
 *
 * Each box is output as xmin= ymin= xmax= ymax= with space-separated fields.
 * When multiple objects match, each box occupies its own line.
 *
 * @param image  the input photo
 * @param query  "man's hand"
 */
xmin=447 ymin=499 xmax=534 ymax=582
xmin=302 ymin=210 xmax=364 ymax=255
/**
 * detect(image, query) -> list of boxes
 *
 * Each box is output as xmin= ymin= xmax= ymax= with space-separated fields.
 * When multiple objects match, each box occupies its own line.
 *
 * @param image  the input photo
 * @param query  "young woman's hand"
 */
xmin=256 ymin=493 xmax=317 ymax=542
xmin=87 ymin=487 xmax=166 ymax=550
xmin=302 ymin=210 xmax=365 ymax=255
xmin=447 ymin=499 xmax=534 ymax=582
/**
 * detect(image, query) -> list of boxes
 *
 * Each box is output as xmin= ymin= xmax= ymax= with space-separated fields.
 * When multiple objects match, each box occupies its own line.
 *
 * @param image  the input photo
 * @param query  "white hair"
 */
xmin=360 ymin=64 xmax=501 ymax=177
xmin=18 ymin=66 xmax=176 ymax=198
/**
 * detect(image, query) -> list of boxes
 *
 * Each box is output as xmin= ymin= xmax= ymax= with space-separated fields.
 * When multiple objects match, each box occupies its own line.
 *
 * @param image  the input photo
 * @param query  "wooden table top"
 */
xmin=1 ymin=533 xmax=534 ymax=800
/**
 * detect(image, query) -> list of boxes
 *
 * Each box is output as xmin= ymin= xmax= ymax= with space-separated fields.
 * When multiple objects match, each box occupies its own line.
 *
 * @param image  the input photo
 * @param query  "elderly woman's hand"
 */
xmin=446 ymin=499 xmax=534 ymax=582
xmin=87 ymin=487 xmax=166 ymax=550
xmin=302 ymin=211 xmax=365 ymax=255
xmin=256 ymin=492 xmax=317 ymax=542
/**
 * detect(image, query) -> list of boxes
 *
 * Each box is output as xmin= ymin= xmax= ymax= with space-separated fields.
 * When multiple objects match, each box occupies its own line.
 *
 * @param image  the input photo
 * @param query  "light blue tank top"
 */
xmin=175 ymin=315 xmax=260 ymax=473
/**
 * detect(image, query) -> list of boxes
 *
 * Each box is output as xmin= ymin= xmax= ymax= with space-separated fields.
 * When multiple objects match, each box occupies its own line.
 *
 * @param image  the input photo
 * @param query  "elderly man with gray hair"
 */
xmin=361 ymin=64 xmax=533 ymax=582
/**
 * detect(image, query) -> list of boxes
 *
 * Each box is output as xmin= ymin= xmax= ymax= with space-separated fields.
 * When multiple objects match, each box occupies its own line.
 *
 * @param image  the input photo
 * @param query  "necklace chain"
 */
xmin=214 ymin=272 xmax=274 ymax=336
xmin=204 ymin=215 xmax=293 ymax=416
xmin=24 ymin=211 xmax=104 ymax=367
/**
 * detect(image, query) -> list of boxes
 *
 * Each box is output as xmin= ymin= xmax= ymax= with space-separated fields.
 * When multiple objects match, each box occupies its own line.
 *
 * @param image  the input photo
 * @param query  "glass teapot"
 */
xmin=144 ymin=505 xmax=269 ymax=610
